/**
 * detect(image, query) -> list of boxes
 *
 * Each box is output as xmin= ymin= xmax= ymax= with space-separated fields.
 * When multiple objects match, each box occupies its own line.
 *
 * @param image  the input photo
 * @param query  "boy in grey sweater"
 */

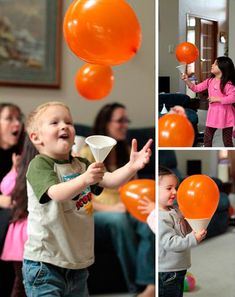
xmin=158 ymin=166 xmax=207 ymax=297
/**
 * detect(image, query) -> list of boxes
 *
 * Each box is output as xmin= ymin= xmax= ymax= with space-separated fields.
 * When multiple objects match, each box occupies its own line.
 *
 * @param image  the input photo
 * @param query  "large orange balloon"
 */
xmin=120 ymin=179 xmax=155 ymax=223
xmin=177 ymin=175 xmax=219 ymax=219
xmin=175 ymin=42 xmax=199 ymax=64
xmin=158 ymin=114 xmax=194 ymax=147
xmin=63 ymin=0 xmax=142 ymax=65
xmin=75 ymin=64 xmax=114 ymax=100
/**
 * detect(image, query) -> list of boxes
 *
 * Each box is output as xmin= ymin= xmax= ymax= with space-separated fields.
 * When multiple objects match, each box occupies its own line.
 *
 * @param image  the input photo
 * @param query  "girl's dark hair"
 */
xmin=0 ymin=102 xmax=25 ymax=154
xmin=210 ymin=56 xmax=235 ymax=93
xmin=11 ymin=135 xmax=38 ymax=223
xmin=159 ymin=165 xmax=176 ymax=177
xmin=92 ymin=102 xmax=130 ymax=170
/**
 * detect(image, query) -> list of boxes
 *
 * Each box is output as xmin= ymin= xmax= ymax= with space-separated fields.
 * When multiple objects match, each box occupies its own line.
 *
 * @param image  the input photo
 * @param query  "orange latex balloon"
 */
xmin=120 ymin=179 xmax=155 ymax=223
xmin=158 ymin=114 xmax=194 ymax=147
xmin=177 ymin=175 xmax=219 ymax=219
xmin=63 ymin=0 xmax=142 ymax=65
xmin=75 ymin=64 xmax=114 ymax=100
xmin=175 ymin=42 xmax=199 ymax=64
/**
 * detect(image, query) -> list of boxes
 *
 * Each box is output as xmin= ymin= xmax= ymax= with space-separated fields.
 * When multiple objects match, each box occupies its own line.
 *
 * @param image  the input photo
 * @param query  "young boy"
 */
xmin=22 ymin=101 xmax=152 ymax=297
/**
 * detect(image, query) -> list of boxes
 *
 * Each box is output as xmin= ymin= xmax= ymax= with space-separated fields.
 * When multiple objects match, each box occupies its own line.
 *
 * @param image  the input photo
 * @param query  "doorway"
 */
xmin=186 ymin=14 xmax=218 ymax=104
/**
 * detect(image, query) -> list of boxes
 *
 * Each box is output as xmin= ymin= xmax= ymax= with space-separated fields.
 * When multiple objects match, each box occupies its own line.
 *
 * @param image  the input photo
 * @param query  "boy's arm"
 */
xmin=47 ymin=162 xmax=104 ymax=201
xmin=159 ymin=217 xmax=198 ymax=252
xmin=99 ymin=139 xmax=152 ymax=188
xmin=27 ymin=155 xmax=104 ymax=203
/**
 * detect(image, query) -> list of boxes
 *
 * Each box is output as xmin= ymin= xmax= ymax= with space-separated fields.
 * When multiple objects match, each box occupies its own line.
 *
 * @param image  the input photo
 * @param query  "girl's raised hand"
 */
xmin=129 ymin=139 xmax=153 ymax=171
xmin=181 ymin=73 xmax=188 ymax=81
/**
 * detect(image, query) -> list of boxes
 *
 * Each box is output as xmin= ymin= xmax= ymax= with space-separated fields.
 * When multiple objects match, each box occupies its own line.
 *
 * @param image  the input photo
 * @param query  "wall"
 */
xmin=0 ymin=0 xmax=155 ymax=128
xmin=159 ymin=0 xmax=228 ymax=93
xmin=228 ymin=0 xmax=235 ymax=61
xmin=175 ymin=150 xmax=218 ymax=177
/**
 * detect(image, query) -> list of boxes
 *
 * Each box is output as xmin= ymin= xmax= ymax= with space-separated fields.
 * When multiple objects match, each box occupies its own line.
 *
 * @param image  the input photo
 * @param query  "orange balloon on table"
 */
xmin=63 ymin=0 xmax=142 ymax=65
xmin=177 ymin=175 xmax=219 ymax=219
xmin=158 ymin=114 xmax=194 ymax=147
xmin=120 ymin=179 xmax=155 ymax=223
xmin=75 ymin=64 xmax=114 ymax=100
xmin=175 ymin=42 xmax=199 ymax=64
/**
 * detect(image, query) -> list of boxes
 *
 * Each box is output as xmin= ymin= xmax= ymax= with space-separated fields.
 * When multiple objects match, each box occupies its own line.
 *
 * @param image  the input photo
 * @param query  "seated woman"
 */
xmin=80 ymin=103 xmax=155 ymax=297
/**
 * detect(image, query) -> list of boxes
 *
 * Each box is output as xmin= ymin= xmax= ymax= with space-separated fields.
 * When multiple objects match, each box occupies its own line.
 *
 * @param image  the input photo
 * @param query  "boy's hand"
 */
xmin=129 ymin=139 xmax=152 ymax=171
xmin=84 ymin=162 xmax=105 ymax=185
xmin=137 ymin=196 xmax=155 ymax=214
xmin=194 ymin=229 xmax=207 ymax=243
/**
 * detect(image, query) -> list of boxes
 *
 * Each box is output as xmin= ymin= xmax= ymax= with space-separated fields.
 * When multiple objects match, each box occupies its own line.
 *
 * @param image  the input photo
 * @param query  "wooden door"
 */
xmin=187 ymin=15 xmax=218 ymax=105
xmin=196 ymin=18 xmax=218 ymax=82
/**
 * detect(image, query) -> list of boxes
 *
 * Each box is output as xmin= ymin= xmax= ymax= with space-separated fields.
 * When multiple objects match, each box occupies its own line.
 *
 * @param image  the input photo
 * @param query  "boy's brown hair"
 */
xmin=26 ymin=101 xmax=71 ymax=135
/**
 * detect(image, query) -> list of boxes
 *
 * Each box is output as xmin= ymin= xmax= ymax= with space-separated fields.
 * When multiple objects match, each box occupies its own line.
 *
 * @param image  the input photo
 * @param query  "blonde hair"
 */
xmin=26 ymin=101 xmax=71 ymax=135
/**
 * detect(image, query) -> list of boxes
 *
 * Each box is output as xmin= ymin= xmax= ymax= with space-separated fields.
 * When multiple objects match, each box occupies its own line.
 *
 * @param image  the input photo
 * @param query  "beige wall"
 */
xmin=175 ymin=150 xmax=218 ymax=177
xmin=159 ymin=0 xmax=228 ymax=93
xmin=0 ymin=0 xmax=155 ymax=128
xmin=229 ymin=0 xmax=235 ymax=61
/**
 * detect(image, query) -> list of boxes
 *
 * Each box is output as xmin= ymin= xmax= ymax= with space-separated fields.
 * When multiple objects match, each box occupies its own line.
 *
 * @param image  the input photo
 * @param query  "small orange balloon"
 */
xmin=63 ymin=0 xmax=142 ymax=65
xmin=75 ymin=64 xmax=114 ymax=100
xmin=177 ymin=175 xmax=219 ymax=219
xmin=175 ymin=42 xmax=199 ymax=64
xmin=120 ymin=179 xmax=155 ymax=223
xmin=158 ymin=114 xmax=194 ymax=147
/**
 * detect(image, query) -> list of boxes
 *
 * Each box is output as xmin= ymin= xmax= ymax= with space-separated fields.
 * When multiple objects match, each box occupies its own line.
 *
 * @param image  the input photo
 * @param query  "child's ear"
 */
xmin=30 ymin=132 xmax=42 ymax=145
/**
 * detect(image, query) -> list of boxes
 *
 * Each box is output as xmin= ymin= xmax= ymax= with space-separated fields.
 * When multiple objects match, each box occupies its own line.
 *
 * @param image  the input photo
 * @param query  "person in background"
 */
xmin=1 ymin=135 xmax=38 ymax=297
xmin=80 ymin=103 xmax=155 ymax=297
xmin=181 ymin=56 xmax=235 ymax=147
xmin=0 ymin=103 xmax=24 ymax=206
xmin=0 ymin=103 xmax=25 ymax=297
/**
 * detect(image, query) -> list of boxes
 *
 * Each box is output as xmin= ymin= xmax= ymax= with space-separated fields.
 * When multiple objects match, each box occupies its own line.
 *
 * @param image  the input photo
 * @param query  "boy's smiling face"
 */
xmin=31 ymin=105 xmax=75 ymax=160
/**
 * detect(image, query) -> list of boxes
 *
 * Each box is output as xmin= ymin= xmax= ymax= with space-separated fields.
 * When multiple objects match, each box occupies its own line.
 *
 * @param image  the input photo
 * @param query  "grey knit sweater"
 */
xmin=159 ymin=207 xmax=198 ymax=272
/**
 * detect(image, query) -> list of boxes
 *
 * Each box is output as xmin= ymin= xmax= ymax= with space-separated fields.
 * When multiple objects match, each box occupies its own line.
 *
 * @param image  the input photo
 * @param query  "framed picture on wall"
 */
xmin=0 ymin=0 xmax=62 ymax=88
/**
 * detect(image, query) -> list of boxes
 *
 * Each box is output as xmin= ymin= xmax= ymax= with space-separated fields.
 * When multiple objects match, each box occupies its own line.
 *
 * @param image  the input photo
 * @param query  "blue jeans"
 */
xmin=94 ymin=211 xmax=155 ymax=292
xmin=159 ymin=270 xmax=187 ymax=297
xmin=22 ymin=260 xmax=89 ymax=297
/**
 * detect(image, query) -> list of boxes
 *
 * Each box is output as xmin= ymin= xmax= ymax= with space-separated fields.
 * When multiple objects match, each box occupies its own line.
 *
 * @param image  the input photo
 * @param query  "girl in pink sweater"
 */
xmin=182 ymin=56 xmax=235 ymax=147
xmin=1 ymin=136 xmax=37 ymax=297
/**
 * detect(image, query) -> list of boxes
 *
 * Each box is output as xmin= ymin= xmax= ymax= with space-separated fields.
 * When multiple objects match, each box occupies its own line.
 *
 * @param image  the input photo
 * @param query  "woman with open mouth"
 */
xmin=0 ymin=102 xmax=25 ymax=297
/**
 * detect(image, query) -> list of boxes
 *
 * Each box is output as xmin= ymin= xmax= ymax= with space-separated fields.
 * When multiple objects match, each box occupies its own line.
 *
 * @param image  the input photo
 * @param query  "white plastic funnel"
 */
xmin=72 ymin=135 xmax=86 ymax=154
xmin=160 ymin=103 xmax=168 ymax=115
xmin=176 ymin=64 xmax=186 ymax=74
xmin=85 ymin=135 xmax=117 ymax=162
xmin=185 ymin=218 xmax=211 ymax=232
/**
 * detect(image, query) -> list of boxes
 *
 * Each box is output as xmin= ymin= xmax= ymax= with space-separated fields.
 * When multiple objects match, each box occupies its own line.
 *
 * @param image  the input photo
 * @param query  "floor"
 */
xmin=91 ymin=227 xmax=235 ymax=297
xmin=91 ymin=293 xmax=134 ymax=297
xmin=184 ymin=226 xmax=235 ymax=297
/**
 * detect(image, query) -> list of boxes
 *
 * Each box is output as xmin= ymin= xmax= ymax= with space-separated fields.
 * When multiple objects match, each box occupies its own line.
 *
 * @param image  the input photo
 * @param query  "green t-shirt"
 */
xmin=24 ymin=154 xmax=103 ymax=269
